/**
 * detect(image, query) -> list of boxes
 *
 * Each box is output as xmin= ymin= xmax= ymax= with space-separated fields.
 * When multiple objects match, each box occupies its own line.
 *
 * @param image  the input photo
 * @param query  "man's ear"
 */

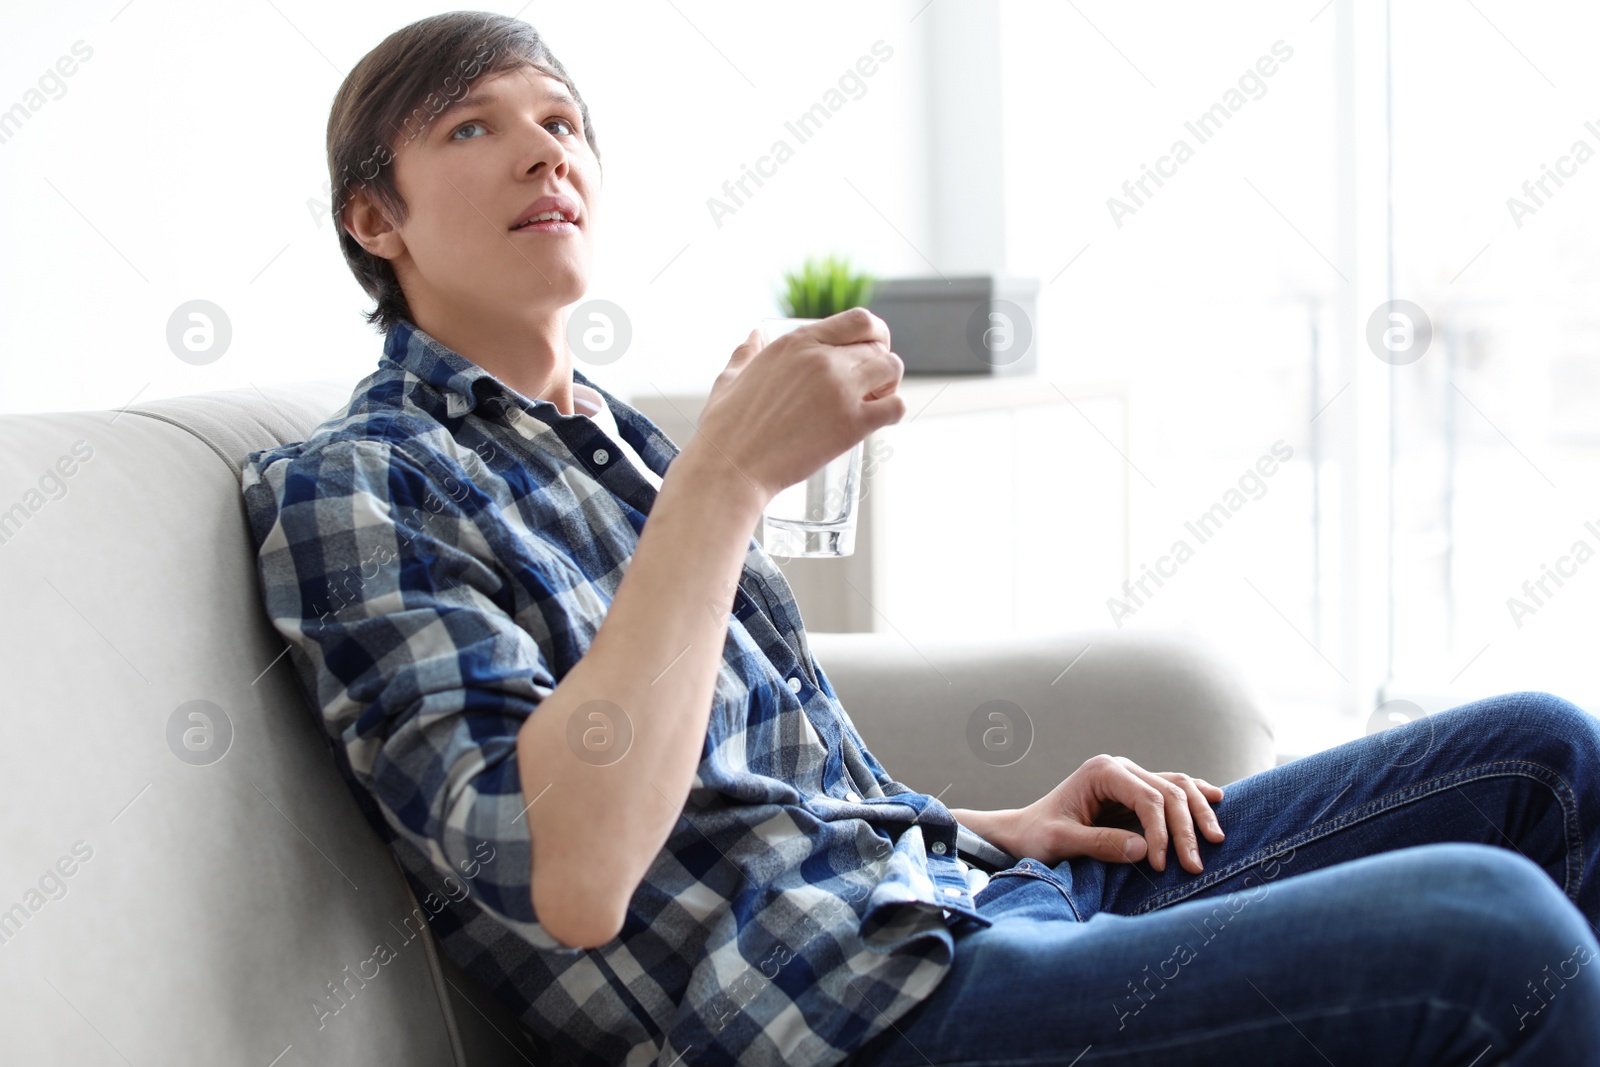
xmin=341 ymin=185 xmax=405 ymax=260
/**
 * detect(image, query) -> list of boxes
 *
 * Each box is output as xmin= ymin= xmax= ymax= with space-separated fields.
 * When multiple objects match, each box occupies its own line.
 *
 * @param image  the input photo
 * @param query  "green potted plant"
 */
xmin=779 ymin=257 xmax=1038 ymax=376
xmin=778 ymin=255 xmax=877 ymax=319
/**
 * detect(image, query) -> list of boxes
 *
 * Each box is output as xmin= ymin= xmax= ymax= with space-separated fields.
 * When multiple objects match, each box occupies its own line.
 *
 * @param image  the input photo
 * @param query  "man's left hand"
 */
xmin=1001 ymin=754 xmax=1226 ymax=874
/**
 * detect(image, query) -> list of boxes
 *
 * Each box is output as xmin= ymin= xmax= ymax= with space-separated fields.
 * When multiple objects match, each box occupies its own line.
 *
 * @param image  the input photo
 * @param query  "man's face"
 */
xmin=368 ymin=64 xmax=599 ymax=322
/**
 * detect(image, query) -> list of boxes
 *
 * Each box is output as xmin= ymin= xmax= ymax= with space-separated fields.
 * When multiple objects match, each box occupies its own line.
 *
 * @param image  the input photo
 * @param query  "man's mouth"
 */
xmin=512 ymin=210 xmax=575 ymax=231
xmin=510 ymin=196 xmax=581 ymax=234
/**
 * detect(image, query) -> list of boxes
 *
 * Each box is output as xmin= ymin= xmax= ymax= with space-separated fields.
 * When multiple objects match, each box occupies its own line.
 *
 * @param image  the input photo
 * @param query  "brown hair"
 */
xmin=326 ymin=11 xmax=598 ymax=333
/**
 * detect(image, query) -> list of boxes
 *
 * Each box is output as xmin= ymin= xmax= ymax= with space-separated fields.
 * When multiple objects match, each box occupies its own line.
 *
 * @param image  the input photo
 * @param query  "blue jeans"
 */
xmin=846 ymin=691 xmax=1600 ymax=1066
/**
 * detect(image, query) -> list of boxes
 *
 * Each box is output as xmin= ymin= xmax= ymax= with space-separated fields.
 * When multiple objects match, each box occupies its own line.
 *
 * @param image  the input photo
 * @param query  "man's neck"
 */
xmin=412 ymin=307 xmax=575 ymax=416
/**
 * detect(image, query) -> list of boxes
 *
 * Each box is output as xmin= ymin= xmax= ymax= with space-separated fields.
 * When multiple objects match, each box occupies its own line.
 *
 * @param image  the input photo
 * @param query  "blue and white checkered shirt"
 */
xmin=240 ymin=320 xmax=1005 ymax=1066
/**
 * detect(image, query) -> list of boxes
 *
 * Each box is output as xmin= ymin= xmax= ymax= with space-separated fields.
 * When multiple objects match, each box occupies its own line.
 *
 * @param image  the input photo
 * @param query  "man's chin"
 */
xmin=516 ymin=259 xmax=588 ymax=306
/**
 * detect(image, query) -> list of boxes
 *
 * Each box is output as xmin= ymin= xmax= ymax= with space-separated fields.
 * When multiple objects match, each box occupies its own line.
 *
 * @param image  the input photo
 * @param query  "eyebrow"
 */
xmin=434 ymin=83 xmax=581 ymax=130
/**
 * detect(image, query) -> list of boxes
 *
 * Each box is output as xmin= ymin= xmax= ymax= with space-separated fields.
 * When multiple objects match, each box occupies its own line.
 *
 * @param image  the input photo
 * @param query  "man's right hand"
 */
xmin=688 ymin=307 xmax=906 ymax=504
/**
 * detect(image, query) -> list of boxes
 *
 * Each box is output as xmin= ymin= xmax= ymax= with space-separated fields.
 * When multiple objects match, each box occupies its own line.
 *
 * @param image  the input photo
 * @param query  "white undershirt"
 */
xmin=571 ymin=382 xmax=664 ymax=490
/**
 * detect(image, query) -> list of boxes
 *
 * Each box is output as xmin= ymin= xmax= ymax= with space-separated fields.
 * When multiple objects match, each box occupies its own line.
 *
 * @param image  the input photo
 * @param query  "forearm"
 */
xmin=517 ymin=441 xmax=767 ymax=947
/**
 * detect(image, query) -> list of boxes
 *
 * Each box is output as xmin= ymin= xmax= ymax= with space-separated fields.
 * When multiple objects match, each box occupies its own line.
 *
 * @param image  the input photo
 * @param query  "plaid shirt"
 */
xmin=240 ymin=320 xmax=1006 ymax=1066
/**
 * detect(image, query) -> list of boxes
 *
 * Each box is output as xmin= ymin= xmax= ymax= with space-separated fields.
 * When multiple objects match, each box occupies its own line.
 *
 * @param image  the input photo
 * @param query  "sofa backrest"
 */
xmin=0 ymin=381 xmax=541 ymax=1065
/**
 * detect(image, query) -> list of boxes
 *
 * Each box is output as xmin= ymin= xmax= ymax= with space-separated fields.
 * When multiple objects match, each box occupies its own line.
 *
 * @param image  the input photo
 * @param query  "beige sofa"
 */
xmin=0 ymin=381 xmax=1274 ymax=1064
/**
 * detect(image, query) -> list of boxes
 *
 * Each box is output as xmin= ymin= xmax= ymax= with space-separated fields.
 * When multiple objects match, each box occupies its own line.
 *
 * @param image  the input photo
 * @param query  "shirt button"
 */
xmin=930 ymin=841 xmax=947 ymax=855
xmin=845 ymin=791 xmax=860 ymax=802
xmin=592 ymin=448 xmax=610 ymax=464
xmin=942 ymin=886 xmax=962 ymax=898
xmin=786 ymin=676 xmax=802 ymax=693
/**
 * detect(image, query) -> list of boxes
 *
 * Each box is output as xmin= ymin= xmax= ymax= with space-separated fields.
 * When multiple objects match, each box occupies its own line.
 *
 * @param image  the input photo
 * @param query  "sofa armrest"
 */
xmin=806 ymin=627 xmax=1275 ymax=813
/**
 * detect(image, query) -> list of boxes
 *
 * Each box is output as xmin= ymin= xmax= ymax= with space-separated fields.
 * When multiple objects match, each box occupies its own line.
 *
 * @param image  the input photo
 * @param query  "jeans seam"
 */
xmin=984 ymin=861 xmax=1083 ymax=922
xmin=1128 ymin=759 xmax=1582 ymax=916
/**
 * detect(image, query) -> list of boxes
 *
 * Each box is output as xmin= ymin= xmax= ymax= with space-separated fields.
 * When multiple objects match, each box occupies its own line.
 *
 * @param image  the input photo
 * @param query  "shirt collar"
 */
xmin=380 ymin=317 xmax=611 ymax=421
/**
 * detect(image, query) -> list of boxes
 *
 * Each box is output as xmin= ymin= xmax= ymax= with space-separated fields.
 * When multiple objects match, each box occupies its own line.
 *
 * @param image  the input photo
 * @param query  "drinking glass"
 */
xmin=755 ymin=317 xmax=864 ymax=559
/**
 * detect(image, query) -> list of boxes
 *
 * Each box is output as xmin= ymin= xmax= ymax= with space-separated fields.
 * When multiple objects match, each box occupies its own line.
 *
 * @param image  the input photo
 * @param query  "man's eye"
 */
xmin=451 ymin=117 xmax=575 ymax=140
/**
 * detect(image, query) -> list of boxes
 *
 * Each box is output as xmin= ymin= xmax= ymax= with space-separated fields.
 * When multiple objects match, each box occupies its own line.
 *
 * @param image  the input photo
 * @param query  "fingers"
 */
xmin=803 ymin=306 xmax=890 ymax=348
xmin=1116 ymin=759 xmax=1216 ymax=874
xmin=795 ymin=337 xmax=904 ymax=419
xmin=1141 ymin=764 xmax=1197 ymax=873
xmin=1095 ymin=757 xmax=1175 ymax=873
xmin=1048 ymin=757 xmax=1229 ymax=874
xmin=1089 ymin=824 xmax=1146 ymax=865
xmin=861 ymin=391 xmax=907 ymax=430
xmin=826 ymin=339 xmax=893 ymax=366
xmin=1036 ymin=799 xmax=1152 ymax=870
xmin=845 ymin=343 xmax=903 ymax=402
xmin=1140 ymin=768 xmax=1226 ymax=874
xmin=728 ymin=328 xmax=762 ymax=367
xmin=1160 ymin=771 xmax=1225 ymax=861
xmin=1186 ymin=777 xmax=1226 ymax=841
xmin=1182 ymin=777 xmax=1225 ymax=841
xmin=762 ymin=314 xmax=900 ymax=404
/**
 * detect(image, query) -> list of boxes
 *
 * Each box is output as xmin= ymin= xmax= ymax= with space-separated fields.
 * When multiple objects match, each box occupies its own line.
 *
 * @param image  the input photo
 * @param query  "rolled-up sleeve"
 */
xmin=242 ymin=437 xmax=577 ymax=951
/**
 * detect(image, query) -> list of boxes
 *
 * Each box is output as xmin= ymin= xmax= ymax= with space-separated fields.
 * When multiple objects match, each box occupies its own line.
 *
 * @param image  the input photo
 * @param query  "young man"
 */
xmin=243 ymin=12 xmax=1600 ymax=1067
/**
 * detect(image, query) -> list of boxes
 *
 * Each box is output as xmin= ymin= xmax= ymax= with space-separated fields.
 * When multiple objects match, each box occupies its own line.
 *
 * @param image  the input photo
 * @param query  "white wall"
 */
xmin=0 ymin=0 xmax=940 ymax=413
xmin=993 ymin=1 xmax=1367 ymax=753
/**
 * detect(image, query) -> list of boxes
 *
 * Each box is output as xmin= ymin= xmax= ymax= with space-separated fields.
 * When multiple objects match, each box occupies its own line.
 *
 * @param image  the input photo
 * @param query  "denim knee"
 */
xmin=1405 ymin=843 xmax=1594 ymax=963
xmin=1507 ymin=690 xmax=1595 ymax=736
xmin=1447 ymin=690 xmax=1598 ymax=768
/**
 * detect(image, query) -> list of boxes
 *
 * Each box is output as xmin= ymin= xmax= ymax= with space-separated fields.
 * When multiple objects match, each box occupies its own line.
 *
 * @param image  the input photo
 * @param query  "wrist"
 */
xmin=671 ymin=439 xmax=770 ymax=518
xmin=948 ymin=805 xmax=1026 ymax=857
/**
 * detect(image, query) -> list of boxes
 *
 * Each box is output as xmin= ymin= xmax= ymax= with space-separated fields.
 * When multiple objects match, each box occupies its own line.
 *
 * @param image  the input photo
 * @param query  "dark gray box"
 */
xmin=867 ymin=275 xmax=1039 ymax=376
